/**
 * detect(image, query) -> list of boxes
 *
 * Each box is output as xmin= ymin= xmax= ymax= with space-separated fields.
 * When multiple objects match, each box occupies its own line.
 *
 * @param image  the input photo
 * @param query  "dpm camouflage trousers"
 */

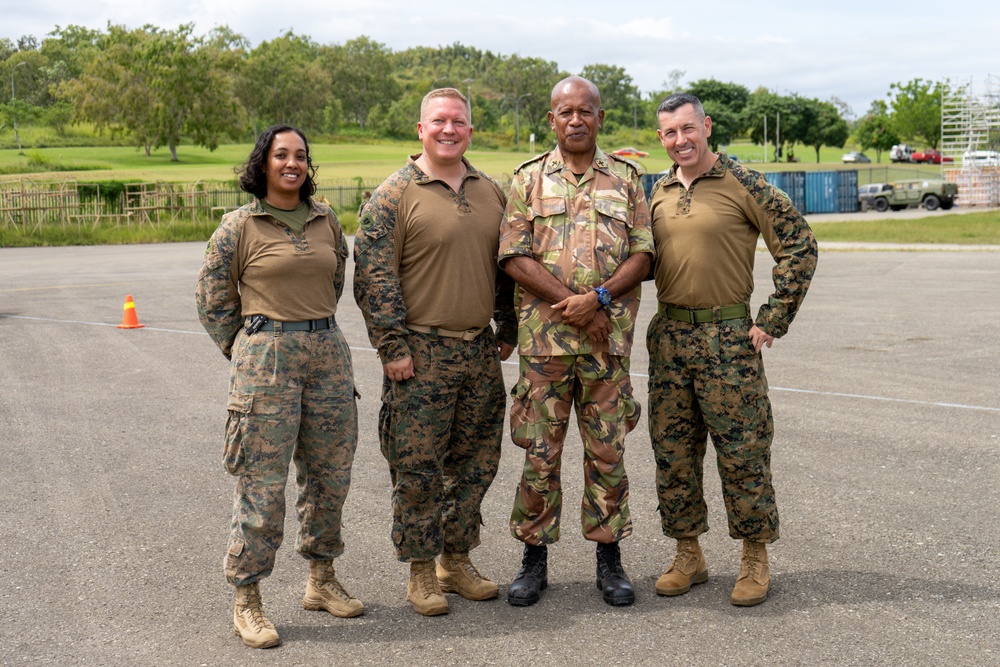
xmin=646 ymin=312 xmax=778 ymax=543
xmin=222 ymin=325 xmax=358 ymax=586
xmin=508 ymin=352 xmax=640 ymax=545
xmin=378 ymin=330 xmax=504 ymax=562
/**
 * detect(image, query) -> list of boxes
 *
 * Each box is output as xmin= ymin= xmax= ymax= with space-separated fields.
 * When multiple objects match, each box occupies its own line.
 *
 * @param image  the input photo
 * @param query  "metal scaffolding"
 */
xmin=941 ymin=75 xmax=1000 ymax=207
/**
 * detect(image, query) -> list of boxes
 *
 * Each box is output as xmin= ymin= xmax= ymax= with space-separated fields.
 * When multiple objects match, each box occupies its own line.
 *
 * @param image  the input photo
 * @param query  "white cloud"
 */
xmin=4 ymin=0 xmax=999 ymax=116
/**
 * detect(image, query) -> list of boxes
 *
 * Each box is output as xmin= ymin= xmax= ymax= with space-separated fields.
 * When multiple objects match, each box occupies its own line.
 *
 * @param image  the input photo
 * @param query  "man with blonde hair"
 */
xmin=354 ymin=88 xmax=516 ymax=616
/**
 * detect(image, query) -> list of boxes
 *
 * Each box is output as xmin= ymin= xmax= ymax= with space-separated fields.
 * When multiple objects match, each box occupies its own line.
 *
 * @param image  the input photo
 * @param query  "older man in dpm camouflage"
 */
xmin=647 ymin=92 xmax=817 ymax=607
xmin=499 ymin=76 xmax=654 ymax=608
xmin=353 ymin=87 xmax=517 ymax=617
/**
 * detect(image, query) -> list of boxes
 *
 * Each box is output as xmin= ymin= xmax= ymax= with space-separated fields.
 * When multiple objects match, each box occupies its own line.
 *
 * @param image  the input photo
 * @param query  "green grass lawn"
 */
xmin=0 ymin=141 xmax=680 ymax=184
xmin=2 ymin=138 xmax=996 ymax=248
xmin=812 ymin=212 xmax=1000 ymax=246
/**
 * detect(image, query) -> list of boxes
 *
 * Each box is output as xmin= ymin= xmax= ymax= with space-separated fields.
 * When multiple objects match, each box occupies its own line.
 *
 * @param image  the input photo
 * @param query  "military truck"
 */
xmin=859 ymin=179 xmax=958 ymax=211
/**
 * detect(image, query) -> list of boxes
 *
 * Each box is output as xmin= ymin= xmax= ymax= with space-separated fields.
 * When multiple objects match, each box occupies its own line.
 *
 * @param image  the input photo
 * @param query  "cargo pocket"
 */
xmin=223 ymin=393 xmax=253 ymax=475
xmin=618 ymin=375 xmax=641 ymax=435
xmin=509 ymin=377 xmax=546 ymax=450
xmin=378 ymin=380 xmax=412 ymax=462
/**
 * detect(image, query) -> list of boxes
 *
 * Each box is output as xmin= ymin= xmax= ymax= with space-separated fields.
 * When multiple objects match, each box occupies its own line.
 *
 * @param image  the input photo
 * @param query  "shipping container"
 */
xmin=764 ymin=171 xmax=806 ymax=213
xmin=804 ymin=170 xmax=859 ymax=213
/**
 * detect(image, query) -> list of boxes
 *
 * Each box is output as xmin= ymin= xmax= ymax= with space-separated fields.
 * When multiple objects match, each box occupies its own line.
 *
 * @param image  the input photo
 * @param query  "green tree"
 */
xmin=33 ymin=25 xmax=103 ymax=109
xmin=889 ymin=78 xmax=946 ymax=149
xmin=239 ymin=32 xmax=331 ymax=135
xmin=854 ymin=100 xmax=899 ymax=163
xmin=798 ymin=98 xmax=849 ymax=162
xmin=742 ymin=88 xmax=789 ymax=153
xmin=3 ymin=50 xmax=47 ymax=109
xmin=61 ymin=24 xmax=245 ymax=159
xmin=686 ymin=79 xmax=750 ymax=151
xmin=59 ymin=25 xmax=158 ymax=153
xmin=0 ymin=38 xmax=15 ymax=62
xmin=579 ymin=63 xmax=639 ymax=131
xmin=687 ymin=78 xmax=749 ymax=113
xmin=325 ymin=36 xmax=400 ymax=131
xmin=490 ymin=54 xmax=564 ymax=146
xmin=700 ymin=101 xmax=741 ymax=152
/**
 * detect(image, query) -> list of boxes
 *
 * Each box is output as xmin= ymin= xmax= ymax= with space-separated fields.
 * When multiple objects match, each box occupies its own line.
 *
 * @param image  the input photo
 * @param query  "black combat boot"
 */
xmin=507 ymin=544 xmax=547 ymax=607
xmin=596 ymin=542 xmax=635 ymax=606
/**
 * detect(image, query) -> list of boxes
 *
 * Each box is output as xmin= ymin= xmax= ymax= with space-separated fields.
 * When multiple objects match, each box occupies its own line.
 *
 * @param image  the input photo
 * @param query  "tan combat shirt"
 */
xmin=649 ymin=153 xmax=818 ymax=338
xmin=353 ymin=156 xmax=516 ymax=363
xmin=196 ymin=198 xmax=348 ymax=358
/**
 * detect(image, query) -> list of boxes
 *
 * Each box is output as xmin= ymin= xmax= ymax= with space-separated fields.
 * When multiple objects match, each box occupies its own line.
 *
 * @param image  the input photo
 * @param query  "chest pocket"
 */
xmin=528 ymin=197 xmax=568 ymax=255
xmin=593 ymin=194 xmax=632 ymax=258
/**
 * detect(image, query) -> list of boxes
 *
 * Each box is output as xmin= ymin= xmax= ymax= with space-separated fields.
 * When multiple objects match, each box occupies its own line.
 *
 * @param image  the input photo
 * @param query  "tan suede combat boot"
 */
xmin=656 ymin=537 xmax=709 ymax=596
xmin=407 ymin=559 xmax=449 ymax=616
xmin=437 ymin=551 xmax=499 ymax=600
xmin=302 ymin=559 xmax=365 ymax=618
xmin=233 ymin=583 xmax=280 ymax=649
xmin=731 ymin=540 xmax=770 ymax=607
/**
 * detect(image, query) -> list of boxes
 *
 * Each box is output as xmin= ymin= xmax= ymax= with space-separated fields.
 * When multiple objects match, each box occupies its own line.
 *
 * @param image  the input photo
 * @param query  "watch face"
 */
xmin=596 ymin=287 xmax=611 ymax=306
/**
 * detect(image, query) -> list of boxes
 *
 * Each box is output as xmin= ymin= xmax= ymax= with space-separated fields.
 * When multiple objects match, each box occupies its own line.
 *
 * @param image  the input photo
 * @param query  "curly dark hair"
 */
xmin=236 ymin=125 xmax=317 ymax=200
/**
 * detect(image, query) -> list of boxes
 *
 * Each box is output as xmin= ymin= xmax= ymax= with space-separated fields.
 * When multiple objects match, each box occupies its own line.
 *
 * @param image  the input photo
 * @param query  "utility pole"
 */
xmin=763 ymin=115 xmax=767 ymax=162
xmin=633 ymin=96 xmax=638 ymax=143
xmin=11 ymin=62 xmax=27 ymax=156
xmin=463 ymin=78 xmax=474 ymax=126
xmin=776 ymin=111 xmax=781 ymax=162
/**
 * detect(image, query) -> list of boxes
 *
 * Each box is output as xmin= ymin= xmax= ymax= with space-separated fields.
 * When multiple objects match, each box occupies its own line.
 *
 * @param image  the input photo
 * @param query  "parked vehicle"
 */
xmin=890 ymin=144 xmax=914 ymax=163
xmin=842 ymin=151 xmax=871 ymax=164
xmin=861 ymin=179 xmax=958 ymax=212
xmin=911 ymin=149 xmax=954 ymax=164
xmin=611 ymin=147 xmax=650 ymax=158
xmin=962 ymin=150 xmax=1000 ymax=167
xmin=857 ymin=183 xmax=891 ymax=209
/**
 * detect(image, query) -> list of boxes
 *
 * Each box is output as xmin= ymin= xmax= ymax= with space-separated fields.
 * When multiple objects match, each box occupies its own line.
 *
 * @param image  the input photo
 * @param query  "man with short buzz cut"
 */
xmin=499 ymin=76 xmax=654 ymax=608
xmin=647 ymin=92 xmax=817 ymax=607
xmin=353 ymin=87 xmax=517 ymax=617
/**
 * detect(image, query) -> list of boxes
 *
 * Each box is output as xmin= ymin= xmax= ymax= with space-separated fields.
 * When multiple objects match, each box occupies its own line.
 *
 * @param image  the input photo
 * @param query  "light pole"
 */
xmin=11 ymin=62 xmax=27 ymax=155
xmin=463 ymin=78 xmax=474 ymax=126
xmin=633 ymin=96 xmax=638 ymax=143
xmin=514 ymin=93 xmax=530 ymax=152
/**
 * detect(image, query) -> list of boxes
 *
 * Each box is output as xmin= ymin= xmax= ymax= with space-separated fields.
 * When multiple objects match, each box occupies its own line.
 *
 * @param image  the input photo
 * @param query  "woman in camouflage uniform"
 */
xmin=196 ymin=126 xmax=361 ymax=649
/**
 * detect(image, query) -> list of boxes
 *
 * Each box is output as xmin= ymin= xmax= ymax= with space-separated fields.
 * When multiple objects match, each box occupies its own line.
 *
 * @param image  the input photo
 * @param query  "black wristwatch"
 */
xmin=594 ymin=286 xmax=612 ymax=309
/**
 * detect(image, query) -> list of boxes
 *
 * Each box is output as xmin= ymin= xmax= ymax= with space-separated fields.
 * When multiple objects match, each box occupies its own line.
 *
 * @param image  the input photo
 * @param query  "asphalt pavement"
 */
xmin=1 ymin=240 xmax=998 ymax=666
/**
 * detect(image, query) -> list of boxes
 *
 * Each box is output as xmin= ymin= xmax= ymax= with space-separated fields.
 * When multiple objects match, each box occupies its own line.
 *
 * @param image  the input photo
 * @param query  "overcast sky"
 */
xmin=6 ymin=0 xmax=999 ymax=118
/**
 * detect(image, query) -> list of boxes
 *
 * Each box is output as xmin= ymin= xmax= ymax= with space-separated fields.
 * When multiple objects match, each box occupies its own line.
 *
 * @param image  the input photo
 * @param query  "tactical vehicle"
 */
xmin=859 ymin=179 xmax=958 ymax=211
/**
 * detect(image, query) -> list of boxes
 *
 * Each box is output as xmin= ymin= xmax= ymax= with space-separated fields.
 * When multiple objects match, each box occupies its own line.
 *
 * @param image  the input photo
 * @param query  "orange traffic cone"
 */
xmin=116 ymin=294 xmax=145 ymax=329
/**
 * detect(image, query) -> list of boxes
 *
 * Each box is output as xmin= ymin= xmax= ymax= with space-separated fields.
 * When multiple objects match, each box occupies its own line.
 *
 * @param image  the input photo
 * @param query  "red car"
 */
xmin=911 ymin=149 xmax=954 ymax=164
xmin=611 ymin=147 xmax=650 ymax=158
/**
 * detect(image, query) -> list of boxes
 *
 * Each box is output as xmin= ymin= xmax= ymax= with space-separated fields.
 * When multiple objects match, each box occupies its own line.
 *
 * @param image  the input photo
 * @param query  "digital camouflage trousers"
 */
xmin=508 ymin=352 xmax=640 ymax=545
xmin=222 ymin=325 xmax=358 ymax=586
xmin=378 ymin=330 xmax=504 ymax=562
xmin=646 ymin=312 xmax=778 ymax=543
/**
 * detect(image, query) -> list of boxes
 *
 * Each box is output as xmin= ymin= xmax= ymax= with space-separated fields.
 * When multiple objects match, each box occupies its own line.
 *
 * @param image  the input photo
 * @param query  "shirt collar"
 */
xmin=545 ymin=145 xmax=612 ymax=177
xmin=408 ymin=153 xmax=480 ymax=185
xmin=663 ymin=152 xmax=729 ymax=187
